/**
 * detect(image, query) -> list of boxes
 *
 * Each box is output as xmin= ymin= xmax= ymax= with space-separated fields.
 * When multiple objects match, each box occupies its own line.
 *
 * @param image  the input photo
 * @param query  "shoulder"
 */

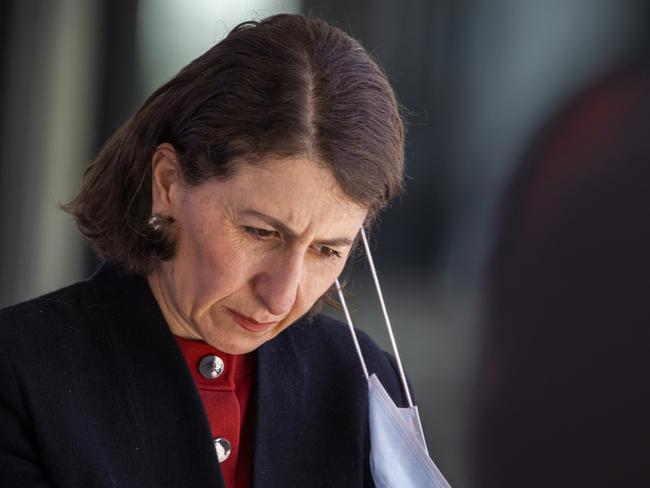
xmin=288 ymin=313 xmax=409 ymax=407
xmin=0 ymin=277 xmax=103 ymax=360
xmin=0 ymin=278 xmax=95 ymax=329
xmin=290 ymin=313 xmax=386 ymax=366
xmin=0 ymin=277 xmax=110 ymax=424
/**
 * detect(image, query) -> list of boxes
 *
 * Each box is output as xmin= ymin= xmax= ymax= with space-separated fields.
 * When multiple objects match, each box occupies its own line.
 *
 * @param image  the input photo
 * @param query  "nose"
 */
xmin=252 ymin=250 xmax=304 ymax=316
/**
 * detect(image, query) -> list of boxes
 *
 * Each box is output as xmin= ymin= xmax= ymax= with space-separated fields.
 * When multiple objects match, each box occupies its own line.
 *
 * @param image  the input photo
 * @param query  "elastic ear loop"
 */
xmin=335 ymin=279 xmax=370 ymax=381
xmin=335 ymin=227 xmax=414 ymax=408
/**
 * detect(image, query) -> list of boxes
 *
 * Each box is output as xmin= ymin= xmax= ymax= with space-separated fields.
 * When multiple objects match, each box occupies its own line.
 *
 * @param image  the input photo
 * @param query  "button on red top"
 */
xmin=174 ymin=336 xmax=256 ymax=488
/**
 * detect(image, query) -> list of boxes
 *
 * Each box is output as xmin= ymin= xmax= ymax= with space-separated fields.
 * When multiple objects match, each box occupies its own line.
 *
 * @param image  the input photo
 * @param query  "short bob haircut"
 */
xmin=65 ymin=14 xmax=405 ymax=275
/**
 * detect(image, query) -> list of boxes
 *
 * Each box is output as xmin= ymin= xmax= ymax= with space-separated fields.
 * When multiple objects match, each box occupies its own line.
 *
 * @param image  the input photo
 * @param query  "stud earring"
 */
xmin=147 ymin=213 xmax=167 ymax=232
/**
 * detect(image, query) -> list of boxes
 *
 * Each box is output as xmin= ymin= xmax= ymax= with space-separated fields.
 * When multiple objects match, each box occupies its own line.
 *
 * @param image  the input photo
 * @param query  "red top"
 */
xmin=174 ymin=336 xmax=256 ymax=488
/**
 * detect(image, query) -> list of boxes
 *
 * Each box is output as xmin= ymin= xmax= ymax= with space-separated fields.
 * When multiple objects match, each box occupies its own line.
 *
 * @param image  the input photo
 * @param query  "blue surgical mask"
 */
xmin=334 ymin=229 xmax=452 ymax=488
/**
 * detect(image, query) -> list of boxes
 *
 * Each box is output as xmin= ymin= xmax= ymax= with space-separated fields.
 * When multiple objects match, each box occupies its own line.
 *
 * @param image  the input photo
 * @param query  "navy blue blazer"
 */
xmin=0 ymin=263 xmax=408 ymax=487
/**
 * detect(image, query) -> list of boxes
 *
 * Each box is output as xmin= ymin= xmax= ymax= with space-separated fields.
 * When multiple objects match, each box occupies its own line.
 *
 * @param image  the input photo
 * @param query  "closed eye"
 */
xmin=243 ymin=226 xmax=278 ymax=240
xmin=318 ymin=246 xmax=342 ymax=259
xmin=244 ymin=225 xmax=343 ymax=259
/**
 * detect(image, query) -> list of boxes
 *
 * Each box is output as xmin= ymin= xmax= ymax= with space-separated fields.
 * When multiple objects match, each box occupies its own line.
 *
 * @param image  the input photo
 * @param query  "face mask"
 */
xmin=334 ymin=229 xmax=452 ymax=488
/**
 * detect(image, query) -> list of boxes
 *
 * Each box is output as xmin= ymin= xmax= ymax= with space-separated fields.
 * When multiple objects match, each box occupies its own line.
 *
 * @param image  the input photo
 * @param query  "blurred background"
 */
xmin=1 ymin=1 xmax=649 ymax=486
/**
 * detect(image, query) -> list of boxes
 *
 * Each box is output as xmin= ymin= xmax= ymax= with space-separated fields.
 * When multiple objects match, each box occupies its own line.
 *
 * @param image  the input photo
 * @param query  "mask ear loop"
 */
xmin=360 ymin=227 xmax=414 ymax=408
xmin=335 ymin=279 xmax=370 ymax=381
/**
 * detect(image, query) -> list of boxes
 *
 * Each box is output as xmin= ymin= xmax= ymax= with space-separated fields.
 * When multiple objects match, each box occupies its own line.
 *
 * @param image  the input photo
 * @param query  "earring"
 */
xmin=147 ymin=213 xmax=167 ymax=232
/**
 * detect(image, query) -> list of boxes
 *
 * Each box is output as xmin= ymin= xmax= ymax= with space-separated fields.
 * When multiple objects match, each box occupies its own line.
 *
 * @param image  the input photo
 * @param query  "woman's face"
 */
xmin=148 ymin=148 xmax=367 ymax=354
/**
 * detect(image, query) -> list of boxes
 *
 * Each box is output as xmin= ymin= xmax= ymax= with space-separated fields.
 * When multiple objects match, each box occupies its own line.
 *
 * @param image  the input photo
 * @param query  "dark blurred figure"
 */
xmin=472 ymin=58 xmax=650 ymax=487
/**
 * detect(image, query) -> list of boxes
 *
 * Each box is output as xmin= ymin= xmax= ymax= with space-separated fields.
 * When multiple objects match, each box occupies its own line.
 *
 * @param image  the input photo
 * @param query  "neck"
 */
xmin=147 ymin=269 xmax=203 ymax=341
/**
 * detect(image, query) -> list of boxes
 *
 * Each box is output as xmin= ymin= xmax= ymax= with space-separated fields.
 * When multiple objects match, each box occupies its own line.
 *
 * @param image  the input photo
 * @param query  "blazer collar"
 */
xmin=254 ymin=321 xmax=306 ymax=487
xmin=88 ymin=262 xmax=309 ymax=487
xmin=88 ymin=263 xmax=226 ymax=487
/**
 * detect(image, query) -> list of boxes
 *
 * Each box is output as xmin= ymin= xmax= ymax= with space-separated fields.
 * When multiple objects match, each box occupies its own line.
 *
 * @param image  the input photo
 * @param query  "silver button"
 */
xmin=214 ymin=437 xmax=231 ymax=463
xmin=198 ymin=355 xmax=224 ymax=379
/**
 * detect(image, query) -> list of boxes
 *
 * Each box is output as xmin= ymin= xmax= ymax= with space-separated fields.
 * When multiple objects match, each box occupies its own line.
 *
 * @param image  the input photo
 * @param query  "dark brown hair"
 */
xmin=64 ymin=14 xmax=405 ymax=274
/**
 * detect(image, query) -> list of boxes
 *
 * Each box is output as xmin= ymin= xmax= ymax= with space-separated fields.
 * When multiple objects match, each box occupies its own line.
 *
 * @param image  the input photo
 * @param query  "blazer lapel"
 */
xmin=90 ymin=264 xmax=226 ymax=488
xmin=254 ymin=324 xmax=306 ymax=487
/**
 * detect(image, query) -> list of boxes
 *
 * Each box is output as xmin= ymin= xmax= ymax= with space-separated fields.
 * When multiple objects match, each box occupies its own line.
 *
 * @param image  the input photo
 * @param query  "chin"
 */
xmin=202 ymin=328 xmax=270 ymax=355
xmin=217 ymin=340 xmax=259 ymax=355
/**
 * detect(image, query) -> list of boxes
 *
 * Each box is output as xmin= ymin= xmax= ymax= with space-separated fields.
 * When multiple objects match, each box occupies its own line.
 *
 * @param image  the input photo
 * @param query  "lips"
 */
xmin=226 ymin=308 xmax=278 ymax=333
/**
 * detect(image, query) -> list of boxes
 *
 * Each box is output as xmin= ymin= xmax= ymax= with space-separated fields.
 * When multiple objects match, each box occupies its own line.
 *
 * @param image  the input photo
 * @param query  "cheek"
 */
xmin=196 ymin=239 xmax=251 ymax=291
xmin=300 ymin=260 xmax=346 ymax=304
xmin=179 ymin=202 xmax=243 ymax=269
xmin=173 ymin=224 xmax=252 ymax=305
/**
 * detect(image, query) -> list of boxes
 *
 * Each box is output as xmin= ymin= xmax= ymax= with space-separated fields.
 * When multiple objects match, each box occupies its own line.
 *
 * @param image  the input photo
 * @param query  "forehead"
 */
xmin=193 ymin=156 xmax=367 ymax=232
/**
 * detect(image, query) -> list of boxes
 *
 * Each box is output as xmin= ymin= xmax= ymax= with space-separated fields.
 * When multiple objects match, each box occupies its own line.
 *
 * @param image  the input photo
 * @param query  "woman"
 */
xmin=0 ymin=14 xmax=408 ymax=488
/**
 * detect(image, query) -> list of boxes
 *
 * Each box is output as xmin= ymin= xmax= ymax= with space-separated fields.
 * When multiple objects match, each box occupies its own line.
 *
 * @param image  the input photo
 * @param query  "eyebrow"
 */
xmin=240 ymin=208 xmax=355 ymax=247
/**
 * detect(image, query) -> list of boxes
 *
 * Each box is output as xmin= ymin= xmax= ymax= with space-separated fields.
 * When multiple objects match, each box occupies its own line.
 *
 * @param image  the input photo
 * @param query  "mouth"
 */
xmin=226 ymin=308 xmax=279 ymax=334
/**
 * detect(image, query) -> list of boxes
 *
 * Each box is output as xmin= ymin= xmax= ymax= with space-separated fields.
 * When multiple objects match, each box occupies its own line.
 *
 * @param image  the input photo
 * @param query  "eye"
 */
xmin=318 ymin=246 xmax=342 ymax=260
xmin=243 ymin=226 xmax=278 ymax=240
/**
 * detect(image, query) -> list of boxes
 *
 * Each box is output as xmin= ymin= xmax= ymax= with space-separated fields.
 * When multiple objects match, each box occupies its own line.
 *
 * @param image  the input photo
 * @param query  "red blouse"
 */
xmin=174 ymin=336 xmax=256 ymax=488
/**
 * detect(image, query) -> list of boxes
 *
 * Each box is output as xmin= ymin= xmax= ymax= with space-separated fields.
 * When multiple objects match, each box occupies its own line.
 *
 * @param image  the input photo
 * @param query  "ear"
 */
xmin=151 ymin=143 xmax=182 ymax=215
